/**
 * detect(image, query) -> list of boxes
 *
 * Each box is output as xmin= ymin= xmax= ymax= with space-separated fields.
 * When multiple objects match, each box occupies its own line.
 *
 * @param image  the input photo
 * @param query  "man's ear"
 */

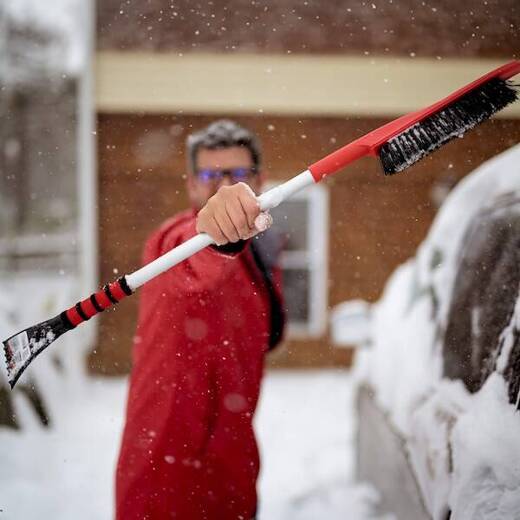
xmin=186 ymin=173 xmax=198 ymax=203
xmin=186 ymin=173 xmax=195 ymax=191
xmin=186 ymin=175 xmax=203 ymax=210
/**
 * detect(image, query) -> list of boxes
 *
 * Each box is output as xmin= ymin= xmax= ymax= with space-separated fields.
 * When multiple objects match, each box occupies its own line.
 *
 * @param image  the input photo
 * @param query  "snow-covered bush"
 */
xmin=0 ymin=275 xmax=93 ymax=430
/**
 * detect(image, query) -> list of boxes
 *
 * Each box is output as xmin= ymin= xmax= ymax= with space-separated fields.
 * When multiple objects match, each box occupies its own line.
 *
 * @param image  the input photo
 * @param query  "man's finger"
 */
xmin=237 ymin=190 xmax=260 ymax=230
xmin=215 ymin=209 xmax=240 ymax=243
xmin=206 ymin=217 xmax=228 ymax=245
xmin=254 ymin=212 xmax=273 ymax=233
xmin=226 ymin=199 xmax=251 ymax=238
xmin=238 ymin=184 xmax=260 ymax=229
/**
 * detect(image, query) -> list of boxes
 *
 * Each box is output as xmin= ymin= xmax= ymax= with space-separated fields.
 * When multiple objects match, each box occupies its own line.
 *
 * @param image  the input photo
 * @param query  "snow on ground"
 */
xmin=0 ymin=370 xmax=391 ymax=519
xmin=255 ymin=370 xmax=392 ymax=520
xmin=0 ymin=377 xmax=125 ymax=519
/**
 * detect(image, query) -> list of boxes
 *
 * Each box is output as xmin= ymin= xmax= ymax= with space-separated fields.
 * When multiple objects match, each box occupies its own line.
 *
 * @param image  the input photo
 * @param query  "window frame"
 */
xmin=264 ymin=181 xmax=329 ymax=338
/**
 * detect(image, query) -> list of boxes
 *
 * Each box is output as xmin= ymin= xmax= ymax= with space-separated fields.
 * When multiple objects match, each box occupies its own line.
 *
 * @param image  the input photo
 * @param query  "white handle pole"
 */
xmin=257 ymin=169 xmax=315 ymax=211
xmin=126 ymin=169 xmax=315 ymax=290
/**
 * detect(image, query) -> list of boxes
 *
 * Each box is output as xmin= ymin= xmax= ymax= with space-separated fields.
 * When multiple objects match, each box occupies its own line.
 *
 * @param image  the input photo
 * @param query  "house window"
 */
xmin=0 ymin=1 xmax=95 ymax=284
xmin=267 ymin=182 xmax=329 ymax=338
xmin=0 ymin=1 xmax=97 ymax=354
xmin=0 ymin=87 xmax=79 ymax=273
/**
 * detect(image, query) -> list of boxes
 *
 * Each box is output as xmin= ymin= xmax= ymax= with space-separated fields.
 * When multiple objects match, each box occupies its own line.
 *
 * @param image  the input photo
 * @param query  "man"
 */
xmin=116 ymin=120 xmax=285 ymax=519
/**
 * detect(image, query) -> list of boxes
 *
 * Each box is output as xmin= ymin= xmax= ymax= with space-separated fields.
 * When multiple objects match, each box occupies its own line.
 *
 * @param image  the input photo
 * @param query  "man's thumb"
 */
xmin=254 ymin=212 xmax=273 ymax=232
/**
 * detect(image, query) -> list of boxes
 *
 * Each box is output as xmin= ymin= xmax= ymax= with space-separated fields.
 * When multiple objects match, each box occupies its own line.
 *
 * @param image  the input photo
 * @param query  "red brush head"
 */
xmin=309 ymin=60 xmax=520 ymax=180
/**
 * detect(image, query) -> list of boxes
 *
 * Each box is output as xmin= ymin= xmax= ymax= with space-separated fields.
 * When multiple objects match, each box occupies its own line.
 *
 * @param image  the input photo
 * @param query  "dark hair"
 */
xmin=186 ymin=119 xmax=261 ymax=172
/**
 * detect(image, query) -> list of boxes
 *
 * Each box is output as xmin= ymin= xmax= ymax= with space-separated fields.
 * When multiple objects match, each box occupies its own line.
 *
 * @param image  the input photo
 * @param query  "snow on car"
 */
xmin=346 ymin=143 xmax=520 ymax=520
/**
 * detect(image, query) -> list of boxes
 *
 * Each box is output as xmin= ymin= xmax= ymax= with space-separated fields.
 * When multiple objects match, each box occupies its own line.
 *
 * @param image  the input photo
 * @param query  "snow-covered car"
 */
xmin=342 ymin=144 xmax=520 ymax=520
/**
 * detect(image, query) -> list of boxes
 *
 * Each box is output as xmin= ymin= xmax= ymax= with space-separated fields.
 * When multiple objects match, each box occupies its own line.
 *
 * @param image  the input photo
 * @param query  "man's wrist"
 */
xmin=210 ymin=240 xmax=248 ymax=255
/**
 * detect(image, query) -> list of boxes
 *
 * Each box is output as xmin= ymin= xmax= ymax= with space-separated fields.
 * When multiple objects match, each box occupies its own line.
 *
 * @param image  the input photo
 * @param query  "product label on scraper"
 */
xmin=6 ymin=331 xmax=31 ymax=367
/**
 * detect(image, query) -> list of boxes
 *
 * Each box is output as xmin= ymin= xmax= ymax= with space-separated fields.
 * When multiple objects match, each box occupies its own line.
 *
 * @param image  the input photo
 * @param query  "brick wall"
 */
xmin=92 ymin=0 xmax=519 ymax=372
xmin=90 ymin=113 xmax=520 ymax=373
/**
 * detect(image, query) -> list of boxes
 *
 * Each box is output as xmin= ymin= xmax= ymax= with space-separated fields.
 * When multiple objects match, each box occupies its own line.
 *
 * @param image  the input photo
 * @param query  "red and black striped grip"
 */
xmin=61 ymin=276 xmax=133 ymax=328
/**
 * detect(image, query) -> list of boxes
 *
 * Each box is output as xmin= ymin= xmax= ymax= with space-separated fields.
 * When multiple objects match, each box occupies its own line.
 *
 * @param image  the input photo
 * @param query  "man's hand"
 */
xmin=196 ymin=183 xmax=272 ymax=245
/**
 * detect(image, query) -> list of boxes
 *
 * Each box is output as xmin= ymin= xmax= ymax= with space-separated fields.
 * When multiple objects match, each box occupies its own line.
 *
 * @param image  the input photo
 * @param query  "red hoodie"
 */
xmin=116 ymin=210 xmax=284 ymax=520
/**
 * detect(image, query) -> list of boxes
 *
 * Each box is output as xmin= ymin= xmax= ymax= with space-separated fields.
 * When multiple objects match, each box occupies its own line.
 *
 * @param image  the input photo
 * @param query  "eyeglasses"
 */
xmin=194 ymin=167 xmax=257 ymax=183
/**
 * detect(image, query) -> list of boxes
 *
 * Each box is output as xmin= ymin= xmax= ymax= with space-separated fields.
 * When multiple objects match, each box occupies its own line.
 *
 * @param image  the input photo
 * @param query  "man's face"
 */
xmin=187 ymin=146 xmax=263 ymax=210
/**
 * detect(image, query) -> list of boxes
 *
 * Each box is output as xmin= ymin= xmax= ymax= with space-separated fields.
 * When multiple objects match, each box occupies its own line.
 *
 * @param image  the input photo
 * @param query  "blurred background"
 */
xmin=0 ymin=0 xmax=519 ymax=518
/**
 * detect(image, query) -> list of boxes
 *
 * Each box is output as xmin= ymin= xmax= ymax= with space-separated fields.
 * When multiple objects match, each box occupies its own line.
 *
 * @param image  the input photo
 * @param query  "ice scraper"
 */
xmin=3 ymin=60 xmax=519 ymax=388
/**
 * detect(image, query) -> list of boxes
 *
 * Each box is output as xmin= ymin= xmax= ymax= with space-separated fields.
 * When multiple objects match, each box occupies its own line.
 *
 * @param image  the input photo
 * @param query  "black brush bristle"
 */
xmin=380 ymin=78 xmax=519 ymax=175
xmin=3 ymin=314 xmax=72 ymax=388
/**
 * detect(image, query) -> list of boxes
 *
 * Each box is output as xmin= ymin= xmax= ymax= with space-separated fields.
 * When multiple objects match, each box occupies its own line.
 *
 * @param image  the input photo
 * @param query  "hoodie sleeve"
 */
xmin=146 ymin=215 xmax=249 ymax=295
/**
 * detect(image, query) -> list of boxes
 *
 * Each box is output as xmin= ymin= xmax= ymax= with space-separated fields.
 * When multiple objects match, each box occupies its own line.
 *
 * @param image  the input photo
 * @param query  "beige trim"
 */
xmin=95 ymin=52 xmax=520 ymax=118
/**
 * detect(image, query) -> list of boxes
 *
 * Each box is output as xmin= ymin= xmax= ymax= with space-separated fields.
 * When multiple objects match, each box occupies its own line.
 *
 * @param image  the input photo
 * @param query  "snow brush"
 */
xmin=3 ymin=60 xmax=519 ymax=388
